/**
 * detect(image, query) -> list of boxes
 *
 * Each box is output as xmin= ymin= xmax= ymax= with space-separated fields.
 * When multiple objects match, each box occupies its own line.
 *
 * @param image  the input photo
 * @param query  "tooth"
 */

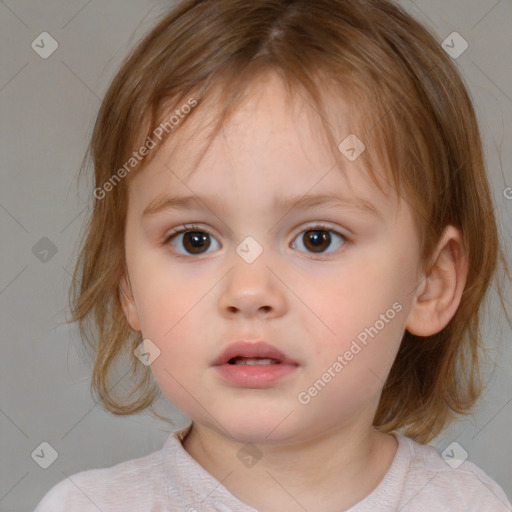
xmin=233 ymin=358 xmax=279 ymax=365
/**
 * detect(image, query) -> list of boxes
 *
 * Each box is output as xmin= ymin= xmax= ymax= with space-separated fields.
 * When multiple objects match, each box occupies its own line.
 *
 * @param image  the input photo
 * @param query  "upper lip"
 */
xmin=212 ymin=341 xmax=298 ymax=366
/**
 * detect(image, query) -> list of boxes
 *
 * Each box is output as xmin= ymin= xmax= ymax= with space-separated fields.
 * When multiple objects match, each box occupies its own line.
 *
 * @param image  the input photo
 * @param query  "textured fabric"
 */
xmin=34 ymin=422 xmax=511 ymax=511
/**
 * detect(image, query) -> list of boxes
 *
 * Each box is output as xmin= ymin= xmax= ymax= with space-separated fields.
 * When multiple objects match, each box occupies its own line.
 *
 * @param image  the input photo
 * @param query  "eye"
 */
xmin=164 ymin=223 xmax=347 ymax=257
xmin=291 ymin=224 xmax=346 ymax=255
xmin=165 ymin=224 xmax=220 ymax=256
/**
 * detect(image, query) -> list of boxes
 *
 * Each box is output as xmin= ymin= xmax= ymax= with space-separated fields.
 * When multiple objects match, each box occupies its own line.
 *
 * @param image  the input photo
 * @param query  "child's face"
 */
xmin=121 ymin=73 xmax=423 ymax=443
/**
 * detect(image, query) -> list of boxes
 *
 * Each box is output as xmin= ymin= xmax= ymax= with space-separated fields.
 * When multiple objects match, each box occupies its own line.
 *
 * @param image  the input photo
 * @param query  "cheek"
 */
xmin=127 ymin=245 xmax=212 ymax=339
xmin=294 ymin=248 xmax=412 ymax=395
xmin=137 ymin=291 xmax=207 ymax=382
xmin=143 ymin=312 xmax=207 ymax=412
xmin=126 ymin=248 xmax=216 ymax=346
xmin=297 ymin=306 xmax=406 ymax=422
xmin=300 ymin=259 xmax=407 ymax=343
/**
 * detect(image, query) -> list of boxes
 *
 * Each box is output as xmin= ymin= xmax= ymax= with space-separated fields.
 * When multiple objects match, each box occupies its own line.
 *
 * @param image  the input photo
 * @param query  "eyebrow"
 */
xmin=142 ymin=192 xmax=381 ymax=218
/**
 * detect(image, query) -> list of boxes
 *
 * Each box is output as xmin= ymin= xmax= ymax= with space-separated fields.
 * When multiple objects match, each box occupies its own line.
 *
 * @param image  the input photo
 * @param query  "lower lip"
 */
xmin=214 ymin=363 xmax=298 ymax=388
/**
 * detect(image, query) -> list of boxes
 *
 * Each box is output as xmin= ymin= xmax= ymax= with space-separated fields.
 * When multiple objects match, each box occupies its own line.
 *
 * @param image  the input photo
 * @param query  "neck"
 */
xmin=182 ymin=421 xmax=398 ymax=512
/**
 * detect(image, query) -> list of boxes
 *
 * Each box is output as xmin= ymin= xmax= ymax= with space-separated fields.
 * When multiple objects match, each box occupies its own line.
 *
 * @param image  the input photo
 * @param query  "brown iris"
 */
xmin=182 ymin=231 xmax=211 ymax=254
xmin=303 ymin=229 xmax=331 ymax=253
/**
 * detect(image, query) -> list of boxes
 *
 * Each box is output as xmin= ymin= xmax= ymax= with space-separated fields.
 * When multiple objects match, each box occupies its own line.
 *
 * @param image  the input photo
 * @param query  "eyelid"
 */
xmin=164 ymin=223 xmax=216 ymax=240
xmin=293 ymin=221 xmax=346 ymax=236
xmin=164 ymin=222 xmax=348 ymax=241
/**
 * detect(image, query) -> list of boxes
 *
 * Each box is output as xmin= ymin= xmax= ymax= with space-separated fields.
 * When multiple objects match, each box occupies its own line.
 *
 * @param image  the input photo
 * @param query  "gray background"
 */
xmin=1 ymin=1 xmax=511 ymax=510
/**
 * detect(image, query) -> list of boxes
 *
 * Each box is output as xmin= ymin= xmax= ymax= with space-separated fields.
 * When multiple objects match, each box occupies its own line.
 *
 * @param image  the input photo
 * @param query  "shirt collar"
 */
xmin=162 ymin=421 xmax=258 ymax=511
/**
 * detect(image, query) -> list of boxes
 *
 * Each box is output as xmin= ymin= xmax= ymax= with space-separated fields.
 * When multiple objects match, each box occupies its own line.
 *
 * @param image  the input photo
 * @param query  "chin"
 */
xmin=212 ymin=408 xmax=304 ymax=446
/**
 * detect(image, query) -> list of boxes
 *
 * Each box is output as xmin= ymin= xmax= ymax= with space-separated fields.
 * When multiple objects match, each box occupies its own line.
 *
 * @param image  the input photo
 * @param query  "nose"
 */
xmin=218 ymin=253 xmax=287 ymax=319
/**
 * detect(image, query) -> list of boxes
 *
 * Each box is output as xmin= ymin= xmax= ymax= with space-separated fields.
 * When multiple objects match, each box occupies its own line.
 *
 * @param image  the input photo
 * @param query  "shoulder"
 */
xmin=33 ymin=448 xmax=166 ymax=512
xmin=397 ymin=436 xmax=511 ymax=512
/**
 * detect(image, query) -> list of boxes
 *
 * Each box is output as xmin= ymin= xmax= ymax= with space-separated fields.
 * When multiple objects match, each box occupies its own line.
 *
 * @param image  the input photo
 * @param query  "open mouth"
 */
xmin=228 ymin=357 xmax=281 ymax=366
xmin=213 ymin=341 xmax=298 ymax=387
xmin=213 ymin=340 xmax=296 ymax=367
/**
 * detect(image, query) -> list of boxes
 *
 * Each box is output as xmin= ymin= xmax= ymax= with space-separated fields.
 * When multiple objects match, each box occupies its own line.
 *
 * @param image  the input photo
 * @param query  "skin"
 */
xmin=119 ymin=72 xmax=467 ymax=511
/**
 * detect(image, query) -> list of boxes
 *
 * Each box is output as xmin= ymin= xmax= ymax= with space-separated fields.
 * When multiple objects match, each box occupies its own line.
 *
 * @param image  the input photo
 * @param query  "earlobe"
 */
xmin=405 ymin=226 xmax=468 ymax=337
xmin=119 ymin=274 xmax=141 ymax=332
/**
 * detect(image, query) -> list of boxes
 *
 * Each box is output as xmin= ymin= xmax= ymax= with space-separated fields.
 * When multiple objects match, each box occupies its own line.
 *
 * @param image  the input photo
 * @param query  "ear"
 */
xmin=405 ymin=225 xmax=468 ymax=336
xmin=118 ymin=273 xmax=141 ymax=332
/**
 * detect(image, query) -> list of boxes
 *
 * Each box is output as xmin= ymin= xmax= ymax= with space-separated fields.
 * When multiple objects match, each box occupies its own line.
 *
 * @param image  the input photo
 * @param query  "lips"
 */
xmin=212 ymin=341 xmax=297 ymax=366
xmin=212 ymin=340 xmax=299 ymax=388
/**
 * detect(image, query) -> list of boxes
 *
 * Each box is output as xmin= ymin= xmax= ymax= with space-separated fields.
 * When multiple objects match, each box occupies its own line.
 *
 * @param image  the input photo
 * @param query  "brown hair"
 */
xmin=69 ymin=0 xmax=509 ymax=442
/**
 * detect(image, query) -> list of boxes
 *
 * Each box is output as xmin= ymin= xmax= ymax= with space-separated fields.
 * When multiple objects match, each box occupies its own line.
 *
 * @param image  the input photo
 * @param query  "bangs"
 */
xmin=128 ymin=61 xmax=404 ymax=210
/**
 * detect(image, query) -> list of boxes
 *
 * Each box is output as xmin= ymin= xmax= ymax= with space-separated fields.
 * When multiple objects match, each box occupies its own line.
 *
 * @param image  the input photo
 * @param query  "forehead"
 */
xmin=127 ymin=72 xmax=396 ymax=214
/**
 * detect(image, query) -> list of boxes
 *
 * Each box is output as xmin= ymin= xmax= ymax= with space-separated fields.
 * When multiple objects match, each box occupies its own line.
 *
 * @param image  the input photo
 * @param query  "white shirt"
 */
xmin=34 ymin=422 xmax=511 ymax=511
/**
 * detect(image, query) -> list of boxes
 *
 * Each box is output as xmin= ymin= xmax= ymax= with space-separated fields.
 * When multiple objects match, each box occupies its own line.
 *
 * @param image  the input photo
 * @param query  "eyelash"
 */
xmin=163 ymin=223 xmax=349 ymax=258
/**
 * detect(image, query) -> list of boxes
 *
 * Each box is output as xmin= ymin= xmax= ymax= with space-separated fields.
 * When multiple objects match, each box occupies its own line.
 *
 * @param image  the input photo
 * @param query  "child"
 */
xmin=35 ymin=0 xmax=511 ymax=510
